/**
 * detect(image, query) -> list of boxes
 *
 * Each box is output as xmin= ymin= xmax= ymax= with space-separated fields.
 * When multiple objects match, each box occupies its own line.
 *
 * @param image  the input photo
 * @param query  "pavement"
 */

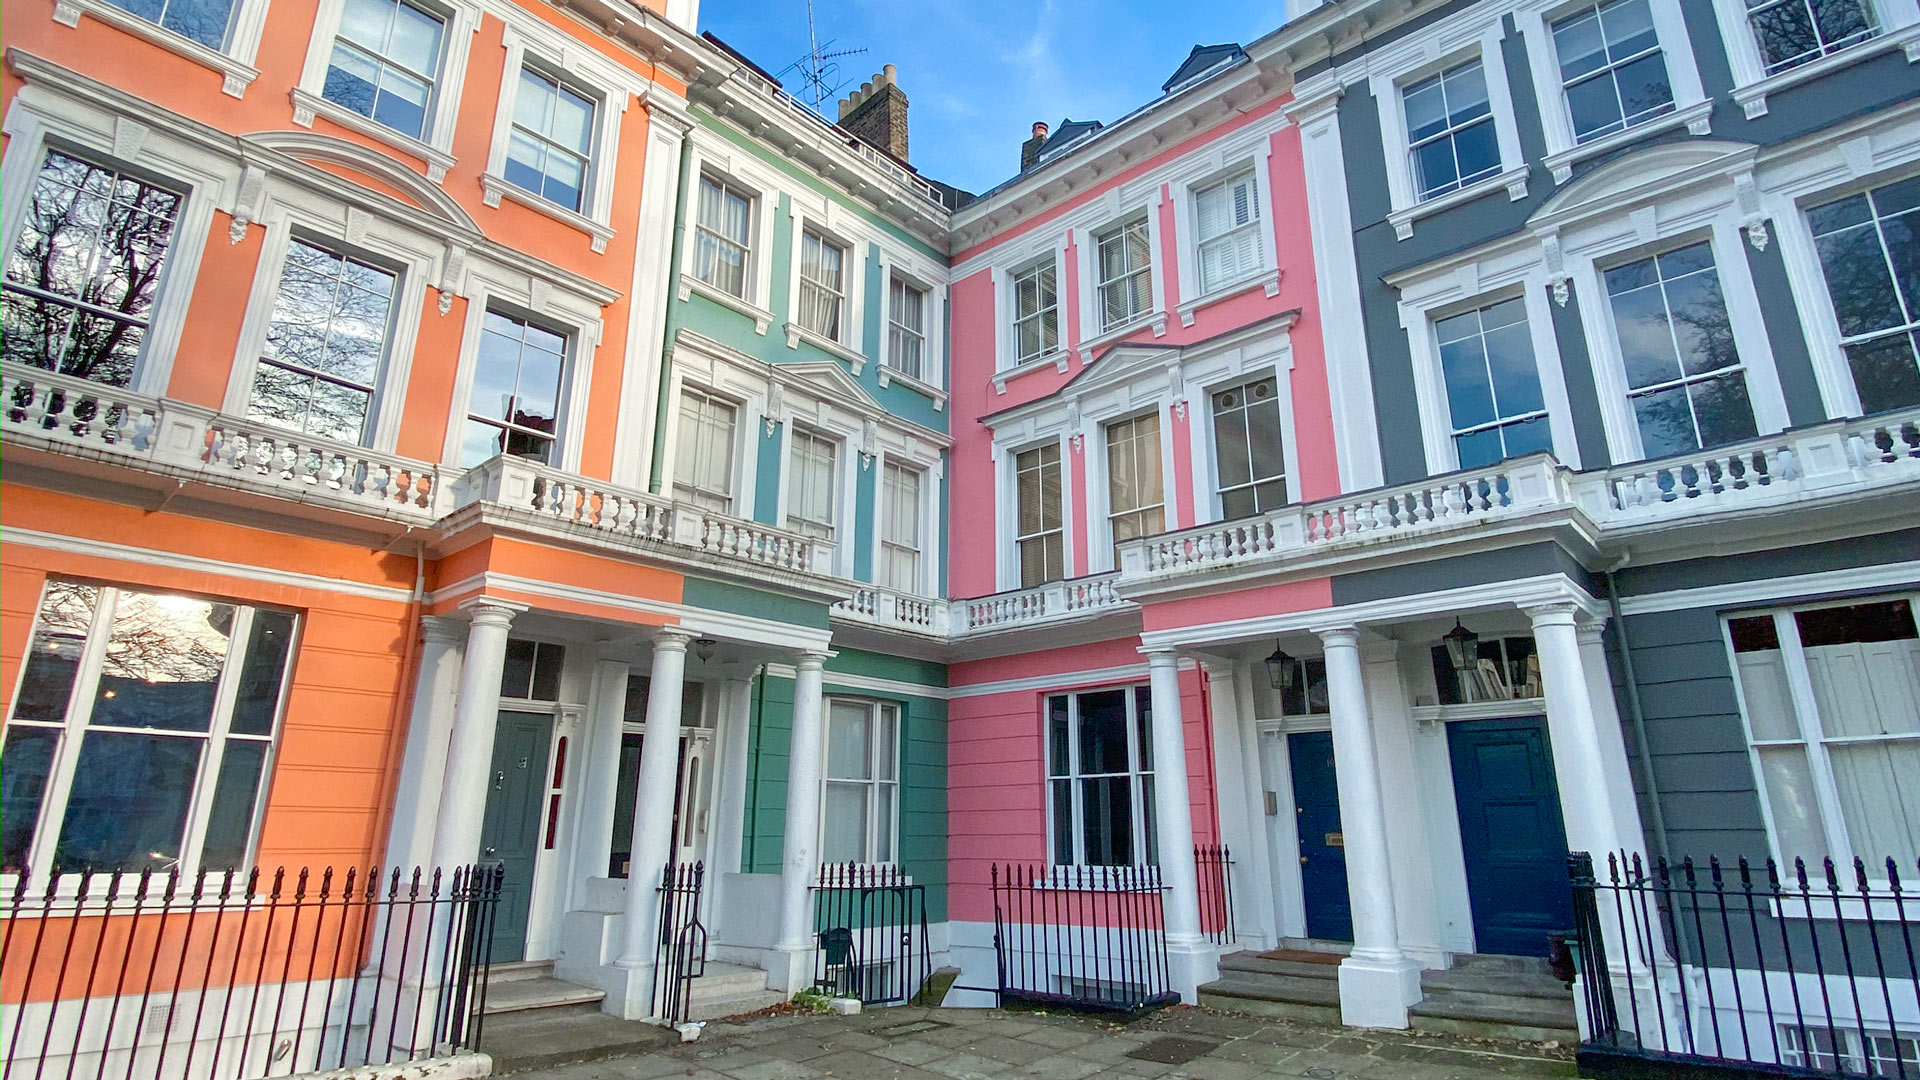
xmin=482 ymin=1003 xmax=1578 ymax=1080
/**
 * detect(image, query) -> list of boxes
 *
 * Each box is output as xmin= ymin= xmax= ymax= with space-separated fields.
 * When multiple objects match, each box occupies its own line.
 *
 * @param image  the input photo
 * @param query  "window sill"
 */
xmin=784 ymin=321 xmax=867 ymax=374
xmin=1543 ymin=101 xmax=1714 ymax=185
xmin=1080 ymin=310 xmax=1169 ymax=353
xmin=291 ymin=88 xmax=455 ymax=182
xmin=1388 ymin=164 xmax=1530 ymax=241
xmin=53 ymin=0 xmax=258 ymax=98
xmin=678 ymin=276 xmax=774 ymax=334
xmin=876 ymin=364 xmax=947 ymax=411
xmin=992 ymin=350 xmax=1071 ymax=395
xmin=479 ymin=173 xmax=614 ymax=254
xmin=1733 ymin=25 xmax=1920 ymax=119
xmin=1177 ymin=269 xmax=1282 ymax=328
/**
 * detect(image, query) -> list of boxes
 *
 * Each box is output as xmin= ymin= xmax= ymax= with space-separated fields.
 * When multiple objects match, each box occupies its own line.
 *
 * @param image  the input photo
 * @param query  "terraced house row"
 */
xmin=1 ymin=0 xmax=1918 ymax=1076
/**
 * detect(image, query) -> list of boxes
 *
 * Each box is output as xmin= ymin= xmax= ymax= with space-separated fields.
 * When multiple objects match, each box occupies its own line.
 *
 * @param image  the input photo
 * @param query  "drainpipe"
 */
xmin=647 ymin=137 xmax=697 ymax=493
xmin=1605 ymin=564 xmax=1671 ymax=866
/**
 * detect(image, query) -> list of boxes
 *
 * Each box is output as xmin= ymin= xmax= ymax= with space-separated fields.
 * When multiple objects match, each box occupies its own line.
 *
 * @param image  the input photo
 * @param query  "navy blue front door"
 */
xmin=1288 ymin=731 xmax=1353 ymax=942
xmin=1447 ymin=717 xmax=1572 ymax=958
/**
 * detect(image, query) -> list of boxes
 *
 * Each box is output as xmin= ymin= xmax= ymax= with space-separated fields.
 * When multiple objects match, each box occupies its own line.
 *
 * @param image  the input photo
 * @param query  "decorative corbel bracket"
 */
xmin=1541 ymin=232 xmax=1571 ymax=308
xmin=227 ymin=161 xmax=268 ymax=244
xmin=436 ymin=242 xmax=469 ymax=315
xmin=860 ymin=419 xmax=877 ymax=470
xmin=764 ymin=381 xmax=784 ymax=437
xmin=1734 ymin=171 xmax=1770 ymax=252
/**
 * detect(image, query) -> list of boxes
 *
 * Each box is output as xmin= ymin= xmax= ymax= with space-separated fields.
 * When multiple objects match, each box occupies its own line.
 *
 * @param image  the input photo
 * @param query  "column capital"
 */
xmin=1196 ymin=655 xmax=1238 ymax=682
xmin=1522 ymin=601 xmax=1582 ymax=627
xmin=458 ymin=596 xmax=526 ymax=628
xmin=791 ymin=648 xmax=833 ymax=671
xmin=420 ymin=614 xmax=466 ymax=646
xmin=650 ymin=626 xmax=698 ymax=653
xmin=1313 ymin=624 xmax=1362 ymax=648
xmin=1141 ymin=645 xmax=1182 ymax=669
xmin=1575 ymin=616 xmax=1610 ymax=645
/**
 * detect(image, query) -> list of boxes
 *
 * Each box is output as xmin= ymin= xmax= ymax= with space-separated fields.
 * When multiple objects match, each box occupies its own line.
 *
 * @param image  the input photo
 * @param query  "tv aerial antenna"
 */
xmin=775 ymin=0 xmax=866 ymax=115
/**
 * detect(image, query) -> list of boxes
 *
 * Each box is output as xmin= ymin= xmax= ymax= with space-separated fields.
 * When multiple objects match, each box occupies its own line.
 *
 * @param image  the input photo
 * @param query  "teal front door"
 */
xmin=1288 ymin=731 xmax=1353 ymax=942
xmin=1447 ymin=716 xmax=1572 ymax=958
xmin=480 ymin=711 xmax=553 ymax=963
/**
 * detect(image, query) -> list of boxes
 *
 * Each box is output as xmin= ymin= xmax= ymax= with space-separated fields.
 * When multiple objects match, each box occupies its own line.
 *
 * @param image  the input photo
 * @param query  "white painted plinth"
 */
xmin=1337 ymin=954 xmax=1422 ymax=1029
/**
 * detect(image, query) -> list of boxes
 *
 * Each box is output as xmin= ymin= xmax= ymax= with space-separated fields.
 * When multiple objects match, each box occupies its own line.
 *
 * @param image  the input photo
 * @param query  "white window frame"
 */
xmin=791 ymin=227 xmax=851 ymax=348
xmin=782 ymin=423 xmax=841 ymax=543
xmin=1045 ymin=685 xmax=1158 ymax=869
xmin=479 ymin=28 xmax=627 ymax=252
xmin=670 ymin=383 xmax=742 ymax=514
xmin=783 ymin=206 xmax=870 ymax=367
xmin=1094 ymin=215 xmax=1156 ymax=334
xmin=876 ymin=247 xmax=949 ymax=404
xmin=49 ymin=0 xmax=274 ymax=99
xmin=1 ymin=580 xmax=296 ymax=886
xmin=0 ymin=94 xmax=231 ymax=402
xmin=875 ymin=455 xmax=930 ymax=595
xmin=1075 ymin=202 xmax=1170 ymax=349
xmin=291 ymin=0 xmax=480 ymax=182
xmin=1096 ymin=409 xmax=1170 ymax=570
xmin=1006 ymin=437 xmax=1069 ymax=589
xmin=885 ymin=274 xmax=929 ymax=380
xmin=819 ymin=698 xmax=901 ymax=868
xmin=1723 ymin=594 xmax=1920 ymax=872
xmin=1008 ymin=256 xmax=1061 ymax=369
xmin=1709 ymin=0 xmax=1920 ymax=120
xmin=1513 ymin=0 xmax=1712 ymax=185
xmin=1368 ymin=14 xmax=1530 ymax=240
xmin=440 ymin=265 xmax=602 ymax=472
xmin=1392 ymin=240 xmax=1582 ymax=475
xmin=1204 ymin=372 xmax=1295 ymax=520
xmin=989 ymin=239 xmax=1068 ymax=378
xmin=778 ymin=417 xmax=859 ymax=577
xmin=221 ymin=188 xmax=440 ymax=454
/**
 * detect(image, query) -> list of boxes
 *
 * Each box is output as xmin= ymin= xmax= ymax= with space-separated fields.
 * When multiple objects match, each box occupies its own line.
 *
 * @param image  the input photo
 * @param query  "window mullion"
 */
xmin=1069 ymin=694 xmax=1085 ymax=867
xmin=177 ymin=606 xmax=256 ymax=883
xmin=1774 ymin=610 xmax=1855 ymax=865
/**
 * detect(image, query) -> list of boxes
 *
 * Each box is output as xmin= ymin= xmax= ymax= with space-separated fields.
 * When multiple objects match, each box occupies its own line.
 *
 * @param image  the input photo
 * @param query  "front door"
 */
xmin=1288 ymin=731 xmax=1353 ymax=942
xmin=480 ymin=711 xmax=554 ymax=964
xmin=1447 ymin=716 xmax=1572 ymax=958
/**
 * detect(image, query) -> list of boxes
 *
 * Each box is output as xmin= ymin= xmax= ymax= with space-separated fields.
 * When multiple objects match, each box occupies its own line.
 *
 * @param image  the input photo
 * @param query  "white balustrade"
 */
xmin=202 ymin=423 xmax=435 ymax=515
xmin=959 ymin=573 xmax=1129 ymax=635
xmin=831 ymin=586 xmax=948 ymax=634
xmin=455 ymin=456 xmax=674 ymax=542
xmin=677 ymin=507 xmax=823 ymax=574
xmin=3 ymin=364 xmax=159 ymax=456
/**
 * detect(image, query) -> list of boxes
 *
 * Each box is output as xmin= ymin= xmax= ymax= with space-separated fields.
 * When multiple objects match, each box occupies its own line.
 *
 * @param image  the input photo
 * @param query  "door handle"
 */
xmin=483 ymin=846 xmax=497 ymax=858
xmin=1300 ymin=856 xmax=1309 ymax=865
xmin=494 ymin=771 xmax=505 ymax=790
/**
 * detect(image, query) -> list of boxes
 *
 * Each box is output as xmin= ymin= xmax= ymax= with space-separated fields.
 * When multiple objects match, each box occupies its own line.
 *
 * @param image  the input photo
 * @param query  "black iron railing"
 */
xmin=1570 ymin=850 xmax=1920 ymax=1079
xmin=811 ymin=863 xmax=930 ymax=1006
xmin=989 ymin=862 xmax=1176 ymax=1016
xmin=1196 ymin=845 xmax=1237 ymax=946
xmin=652 ymin=862 xmax=706 ymax=1025
xmin=0 ymin=864 xmax=502 ymax=1080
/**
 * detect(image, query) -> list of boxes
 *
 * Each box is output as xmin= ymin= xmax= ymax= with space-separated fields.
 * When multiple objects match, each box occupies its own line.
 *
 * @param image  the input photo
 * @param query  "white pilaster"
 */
xmin=769 ymin=650 xmax=830 ymax=992
xmin=428 ymin=599 xmax=523 ymax=874
xmin=1146 ymin=648 xmax=1218 ymax=1000
xmin=608 ymin=627 xmax=696 ymax=1019
xmin=1204 ymin=659 xmax=1276 ymax=950
xmin=1320 ymin=625 xmax=1421 ymax=1028
xmin=383 ymin=616 xmax=465 ymax=874
xmin=1231 ymin=662 xmax=1281 ymax=950
xmin=708 ymin=670 xmax=756 ymax=882
xmin=571 ymin=657 xmax=632 ymax=901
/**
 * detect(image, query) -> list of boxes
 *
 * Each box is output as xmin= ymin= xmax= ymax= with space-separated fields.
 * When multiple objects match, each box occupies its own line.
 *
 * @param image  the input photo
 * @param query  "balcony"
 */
xmin=831 ymin=574 xmax=1131 ymax=641
xmin=1116 ymin=407 xmax=1920 ymax=587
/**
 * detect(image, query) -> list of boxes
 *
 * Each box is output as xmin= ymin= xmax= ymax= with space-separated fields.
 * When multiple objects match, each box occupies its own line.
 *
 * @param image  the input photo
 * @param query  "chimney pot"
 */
xmin=883 ymin=63 xmax=897 ymax=84
xmin=1033 ymin=121 xmax=1049 ymax=139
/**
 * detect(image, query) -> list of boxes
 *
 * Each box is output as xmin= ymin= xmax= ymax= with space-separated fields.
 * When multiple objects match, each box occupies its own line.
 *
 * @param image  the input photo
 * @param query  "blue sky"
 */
xmin=699 ymin=1 xmax=1295 ymax=195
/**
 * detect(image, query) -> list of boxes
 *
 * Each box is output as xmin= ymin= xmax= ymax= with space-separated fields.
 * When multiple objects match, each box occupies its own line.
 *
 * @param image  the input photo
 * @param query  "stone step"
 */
xmin=482 ymin=976 xmax=606 ymax=1015
xmin=1198 ymin=976 xmax=1342 ymax=1025
xmin=1278 ymin=938 xmax=1352 ymax=956
xmin=1449 ymin=952 xmax=1556 ymax=976
xmin=1409 ymin=993 xmax=1580 ymax=1044
xmin=686 ymin=961 xmax=772 ymax=1000
xmin=1421 ymin=967 xmax=1572 ymax=1002
xmin=1219 ymin=953 xmax=1344 ymax=981
xmin=486 ymin=959 xmax=556 ymax=985
xmin=686 ymin=988 xmax=788 ymax=1022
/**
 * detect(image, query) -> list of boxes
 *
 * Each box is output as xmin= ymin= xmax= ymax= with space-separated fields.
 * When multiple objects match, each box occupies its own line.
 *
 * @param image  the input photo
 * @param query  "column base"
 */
xmin=602 ymin=959 xmax=660 ymax=1021
xmin=764 ymin=944 xmax=814 ymax=994
xmin=1337 ymin=953 xmax=1422 ymax=1029
xmin=1166 ymin=939 xmax=1220 ymax=1005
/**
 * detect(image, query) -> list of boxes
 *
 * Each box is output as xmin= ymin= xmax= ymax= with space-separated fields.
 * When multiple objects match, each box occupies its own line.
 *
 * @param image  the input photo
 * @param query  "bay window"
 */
xmin=822 ymin=699 xmax=899 ymax=865
xmin=1047 ymin=687 xmax=1157 ymax=867
xmin=248 ymin=237 xmax=398 ymax=444
xmin=1807 ymin=177 xmax=1920 ymax=413
xmin=1105 ymin=412 xmax=1165 ymax=559
xmin=1729 ymin=597 xmax=1920 ymax=867
xmin=2 ymin=150 xmax=183 ymax=388
xmin=1 ymin=580 xmax=294 ymax=877
xmin=1211 ymin=376 xmax=1289 ymax=519
xmin=1603 ymin=240 xmax=1759 ymax=457
xmin=1015 ymin=442 xmax=1064 ymax=588
xmin=1435 ymin=298 xmax=1553 ymax=467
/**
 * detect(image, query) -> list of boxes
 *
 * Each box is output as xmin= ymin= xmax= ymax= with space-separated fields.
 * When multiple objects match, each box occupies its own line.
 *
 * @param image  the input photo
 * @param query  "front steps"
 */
xmin=1197 ymin=947 xmax=1345 ymax=1023
xmin=483 ymin=960 xmax=606 ymax=1015
xmin=1409 ymin=954 xmax=1578 ymax=1043
xmin=1201 ymin=947 xmax=1577 ymax=1043
xmin=684 ymin=961 xmax=788 ymax=1021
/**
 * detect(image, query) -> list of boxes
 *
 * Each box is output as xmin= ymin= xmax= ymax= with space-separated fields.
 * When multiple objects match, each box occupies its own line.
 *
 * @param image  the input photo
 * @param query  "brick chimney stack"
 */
xmin=837 ymin=64 xmax=909 ymax=162
xmin=1020 ymin=121 xmax=1049 ymax=171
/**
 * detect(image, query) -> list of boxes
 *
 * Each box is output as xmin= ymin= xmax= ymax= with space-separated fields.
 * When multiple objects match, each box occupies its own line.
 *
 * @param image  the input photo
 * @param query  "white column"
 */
xmin=769 ymin=650 xmax=830 ymax=991
xmin=607 ymin=628 xmax=695 ymax=1018
xmin=1577 ymin=620 xmax=1651 ymax=863
xmin=383 ymin=616 xmax=465 ymax=874
xmin=1146 ymin=648 xmax=1218 ymax=1001
xmin=428 ymin=599 xmax=523 ymax=874
xmin=570 ymin=658 xmax=631 ymax=896
xmin=1528 ymin=604 xmax=1634 ymax=860
xmin=1319 ymin=625 xmax=1421 ymax=1028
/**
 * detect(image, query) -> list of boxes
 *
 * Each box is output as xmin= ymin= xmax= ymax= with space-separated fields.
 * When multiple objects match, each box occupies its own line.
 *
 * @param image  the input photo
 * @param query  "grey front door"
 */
xmin=480 ymin=711 xmax=553 ymax=963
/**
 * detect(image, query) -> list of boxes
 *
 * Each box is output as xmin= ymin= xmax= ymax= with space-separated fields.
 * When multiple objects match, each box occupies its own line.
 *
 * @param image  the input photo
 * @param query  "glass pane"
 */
xmin=1844 ymin=333 xmax=1920 ymax=413
xmin=230 ymin=611 xmax=294 ymax=736
xmin=199 ymin=740 xmax=266 ymax=870
xmin=1663 ymin=266 xmax=1739 ymax=378
xmin=1828 ymin=742 xmax=1920 ymax=861
xmin=1631 ymin=383 xmax=1698 ymax=458
xmin=1438 ymin=320 xmax=1497 ymax=430
xmin=1080 ymin=776 xmax=1133 ymax=866
xmin=531 ymin=641 xmax=565 ymax=701
xmin=55 ymin=730 xmax=201 ymax=873
xmin=875 ymin=787 xmax=895 ymax=863
xmin=1757 ymin=745 xmax=1829 ymax=868
xmin=500 ymin=638 xmax=536 ymax=699
xmin=14 ymin=582 xmax=99 ymax=724
xmin=823 ymin=781 xmax=868 ymax=864
xmin=1734 ymin=648 xmax=1800 ymax=741
xmin=1502 ymin=415 xmax=1554 ymax=457
xmin=91 ymin=591 xmax=233 ymax=732
xmin=876 ymin=707 xmax=898 ymax=782
xmin=1135 ymin=686 xmax=1153 ymax=772
xmin=827 ymin=701 xmax=872 ymax=780
xmin=1050 ymin=778 xmax=1074 ymax=864
xmin=1047 ymin=696 xmax=1069 ymax=777
xmin=1609 ymin=279 xmax=1682 ymax=388
xmin=1451 ymin=119 xmax=1502 ymax=185
xmin=1 ymin=726 xmax=59 ymax=872
xmin=1077 ymin=690 xmax=1129 ymax=774
xmin=1797 ymin=600 xmax=1920 ymax=647
xmin=388 ymin=0 xmax=444 ymax=73
xmin=1688 ymin=371 xmax=1758 ymax=449
xmin=1484 ymin=308 xmax=1544 ymax=416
